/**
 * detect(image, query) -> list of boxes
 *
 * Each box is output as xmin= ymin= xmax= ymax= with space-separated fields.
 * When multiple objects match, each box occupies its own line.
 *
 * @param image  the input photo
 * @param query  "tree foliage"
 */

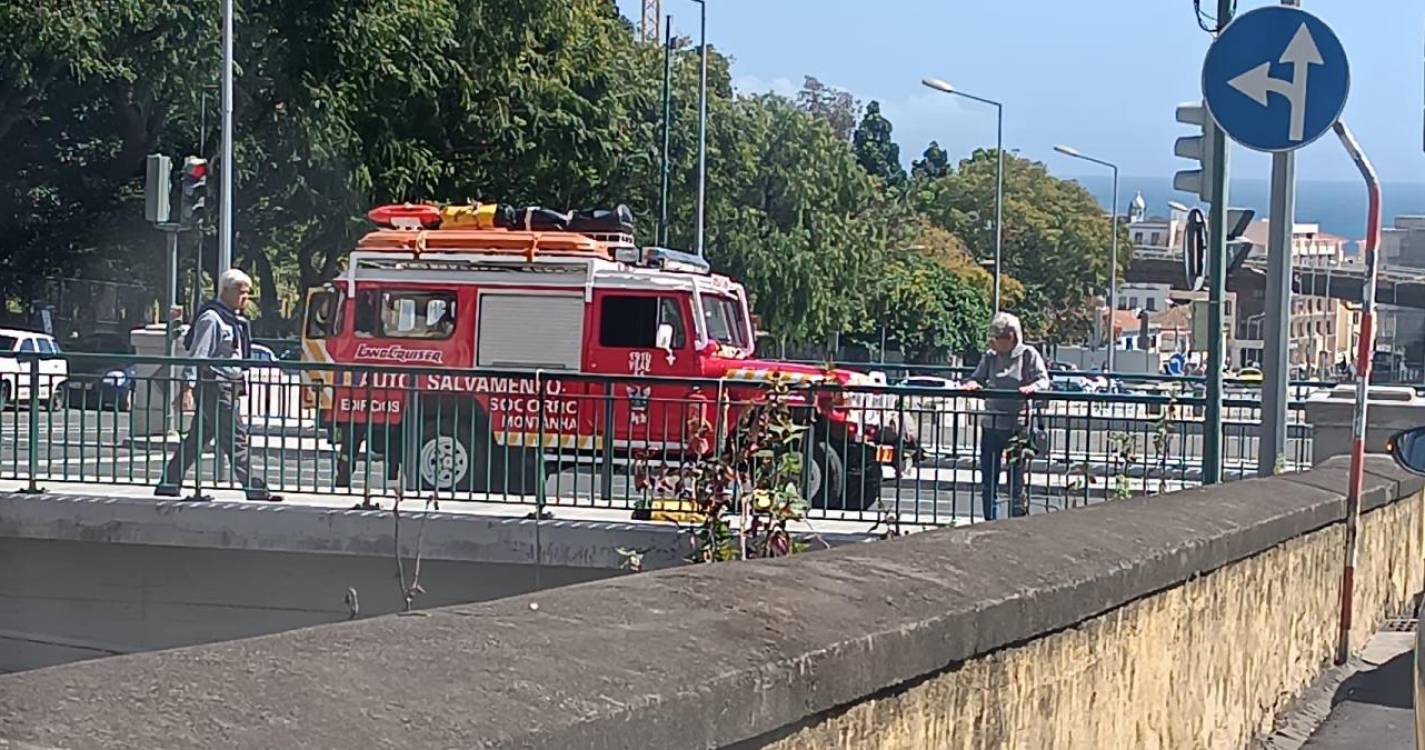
xmin=914 ymin=149 xmax=1129 ymax=341
xmin=911 ymin=140 xmax=950 ymax=181
xmin=872 ymin=253 xmax=991 ymax=363
xmin=851 ymin=101 xmax=905 ymax=186
xmin=795 ymin=76 xmax=857 ymax=141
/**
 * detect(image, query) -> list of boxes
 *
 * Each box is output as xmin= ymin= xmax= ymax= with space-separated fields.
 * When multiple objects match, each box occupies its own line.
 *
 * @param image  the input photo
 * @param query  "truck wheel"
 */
xmin=411 ymin=412 xmax=540 ymax=498
xmin=806 ymin=441 xmax=845 ymax=510
xmin=836 ymin=441 xmax=887 ymax=513
xmin=415 ymin=415 xmax=475 ymax=492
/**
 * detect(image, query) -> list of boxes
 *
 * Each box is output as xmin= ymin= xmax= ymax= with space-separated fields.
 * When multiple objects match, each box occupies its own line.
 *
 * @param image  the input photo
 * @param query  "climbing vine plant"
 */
xmin=627 ymin=377 xmax=819 ymax=566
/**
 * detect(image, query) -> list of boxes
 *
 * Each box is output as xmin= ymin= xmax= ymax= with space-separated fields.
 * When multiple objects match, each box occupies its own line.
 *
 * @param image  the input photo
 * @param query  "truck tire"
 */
xmin=414 ymin=414 xmax=476 ymax=493
xmin=806 ymin=441 xmax=845 ymax=510
xmin=411 ymin=411 xmax=540 ymax=498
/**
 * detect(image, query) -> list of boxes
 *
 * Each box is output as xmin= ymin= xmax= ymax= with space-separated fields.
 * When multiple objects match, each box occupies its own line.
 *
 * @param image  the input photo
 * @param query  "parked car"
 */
xmin=242 ymin=343 xmax=304 ymax=423
xmin=64 ymin=332 xmax=137 ymax=411
xmin=1236 ymin=366 xmax=1264 ymax=384
xmin=0 ymin=328 xmax=68 ymax=411
xmin=1050 ymin=361 xmax=1109 ymax=393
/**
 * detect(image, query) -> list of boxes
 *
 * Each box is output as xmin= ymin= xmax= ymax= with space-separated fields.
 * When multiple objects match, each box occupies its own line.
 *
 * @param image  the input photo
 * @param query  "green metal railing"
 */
xmin=0 ymin=352 xmax=1316 ymax=526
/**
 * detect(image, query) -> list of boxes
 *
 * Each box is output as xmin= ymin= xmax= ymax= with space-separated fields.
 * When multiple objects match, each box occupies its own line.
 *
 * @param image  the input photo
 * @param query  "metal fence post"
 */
xmin=21 ymin=354 xmax=43 ymax=493
xmin=600 ymin=380 xmax=615 ymax=505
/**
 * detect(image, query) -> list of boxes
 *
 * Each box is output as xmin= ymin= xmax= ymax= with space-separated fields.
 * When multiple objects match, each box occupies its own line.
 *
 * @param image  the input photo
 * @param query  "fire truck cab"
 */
xmin=301 ymin=203 xmax=906 ymax=509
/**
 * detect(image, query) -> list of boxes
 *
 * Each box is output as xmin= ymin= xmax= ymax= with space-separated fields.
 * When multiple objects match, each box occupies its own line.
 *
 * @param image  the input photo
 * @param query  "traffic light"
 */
xmin=1173 ymin=101 xmax=1217 ymax=203
xmin=1183 ymin=207 xmax=1206 ymax=290
xmin=179 ymin=156 xmax=209 ymax=227
xmin=144 ymin=154 xmax=172 ymax=224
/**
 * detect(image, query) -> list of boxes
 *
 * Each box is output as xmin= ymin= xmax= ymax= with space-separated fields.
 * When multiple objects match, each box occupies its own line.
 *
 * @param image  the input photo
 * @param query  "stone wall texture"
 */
xmin=765 ymin=488 xmax=1423 ymax=750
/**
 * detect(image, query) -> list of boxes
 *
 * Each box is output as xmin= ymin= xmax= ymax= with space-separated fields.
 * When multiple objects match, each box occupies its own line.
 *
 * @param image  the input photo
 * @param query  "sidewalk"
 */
xmin=1299 ymin=629 xmax=1415 ymax=749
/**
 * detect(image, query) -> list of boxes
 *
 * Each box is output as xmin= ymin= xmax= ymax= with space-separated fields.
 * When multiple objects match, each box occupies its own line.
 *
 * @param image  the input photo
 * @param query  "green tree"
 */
xmin=851 ymin=101 xmax=905 ymax=185
xmin=703 ymin=94 xmax=889 ymax=344
xmin=915 ymin=149 xmax=1129 ymax=342
xmin=911 ymin=140 xmax=950 ymax=181
xmin=0 ymin=0 xmax=219 ymax=309
xmin=870 ymin=253 xmax=991 ymax=363
xmin=795 ymin=76 xmax=858 ymax=141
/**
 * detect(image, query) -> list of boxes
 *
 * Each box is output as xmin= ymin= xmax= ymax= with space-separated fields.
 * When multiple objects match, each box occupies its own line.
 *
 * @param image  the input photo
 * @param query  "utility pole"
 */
xmin=1053 ymin=144 xmax=1120 ymax=371
xmin=640 ymin=0 xmax=662 ymax=43
xmin=1203 ymin=0 xmax=1235 ymax=484
xmin=219 ymin=0 xmax=234 ymax=277
xmin=693 ymin=0 xmax=708 ymax=258
xmin=657 ymin=15 xmax=673 ymax=247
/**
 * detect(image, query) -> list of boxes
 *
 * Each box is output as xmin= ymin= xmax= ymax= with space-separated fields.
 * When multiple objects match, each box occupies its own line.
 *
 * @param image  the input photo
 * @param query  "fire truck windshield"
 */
xmin=701 ymin=293 xmax=748 ymax=348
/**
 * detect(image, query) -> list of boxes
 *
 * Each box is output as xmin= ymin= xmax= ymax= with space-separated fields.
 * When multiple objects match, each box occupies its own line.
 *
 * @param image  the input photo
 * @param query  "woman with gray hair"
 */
xmin=961 ymin=312 xmax=1049 ymax=520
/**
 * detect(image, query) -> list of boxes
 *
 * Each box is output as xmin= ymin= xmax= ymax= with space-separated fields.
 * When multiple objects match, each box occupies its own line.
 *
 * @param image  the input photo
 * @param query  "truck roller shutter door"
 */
xmin=477 ymin=293 xmax=584 ymax=370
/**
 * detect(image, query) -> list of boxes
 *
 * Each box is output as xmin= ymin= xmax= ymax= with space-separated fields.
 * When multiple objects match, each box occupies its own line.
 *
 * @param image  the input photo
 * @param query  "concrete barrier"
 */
xmin=0 ymin=456 xmax=1421 ymax=749
xmin=1304 ymin=384 xmax=1425 ymax=464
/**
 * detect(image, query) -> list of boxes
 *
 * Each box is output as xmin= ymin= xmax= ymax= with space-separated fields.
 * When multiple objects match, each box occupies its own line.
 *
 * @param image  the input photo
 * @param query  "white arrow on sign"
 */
xmin=1227 ymin=23 xmax=1324 ymax=142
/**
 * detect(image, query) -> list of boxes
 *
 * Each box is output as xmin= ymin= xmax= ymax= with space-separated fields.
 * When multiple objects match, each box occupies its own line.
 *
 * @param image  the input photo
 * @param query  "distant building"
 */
xmin=1376 ymin=217 xmax=1425 ymax=377
xmin=1234 ymin=220 xmax=1357 ymax=376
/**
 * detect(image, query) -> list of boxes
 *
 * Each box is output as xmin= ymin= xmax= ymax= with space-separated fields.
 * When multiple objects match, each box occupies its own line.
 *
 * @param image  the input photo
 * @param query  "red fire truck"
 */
xmin=300 ymin=202 xmax=910 ymax=509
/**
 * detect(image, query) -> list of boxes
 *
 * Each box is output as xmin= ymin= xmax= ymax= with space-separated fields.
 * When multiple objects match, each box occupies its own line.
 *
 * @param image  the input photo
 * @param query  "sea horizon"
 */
xmin=1072 ymin=175 xmax=1425 ymax=245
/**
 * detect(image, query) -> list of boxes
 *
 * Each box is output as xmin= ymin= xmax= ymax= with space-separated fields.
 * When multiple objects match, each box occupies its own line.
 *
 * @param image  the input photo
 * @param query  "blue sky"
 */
xmin=613 ymin=1 xmax=1425 ymax=185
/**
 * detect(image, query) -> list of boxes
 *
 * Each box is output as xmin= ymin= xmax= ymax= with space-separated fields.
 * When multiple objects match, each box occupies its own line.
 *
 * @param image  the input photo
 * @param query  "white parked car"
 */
xmin=0 ymin=328 xmax=68 ymax=410
xmin=242 ymin=343 xmax=307 ymax=425
xmin=899 ymin=375 xmax=959 ymax=391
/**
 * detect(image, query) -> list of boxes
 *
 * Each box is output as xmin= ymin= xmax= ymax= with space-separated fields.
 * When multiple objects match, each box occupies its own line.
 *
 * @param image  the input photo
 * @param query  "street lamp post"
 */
xmin=691 ymin=0 xmax=708 ymax=258
xmin=921 ymin=78 xmax=1003 ymax=314
xmin=1053 ymin=145 xmax=1120 ymax=373
xmin=219 ymin=0 xmax=234 ymax=278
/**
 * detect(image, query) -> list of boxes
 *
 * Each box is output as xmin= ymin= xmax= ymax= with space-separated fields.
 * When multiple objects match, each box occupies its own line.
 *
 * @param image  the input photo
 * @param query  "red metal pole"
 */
xmin=1333 ymin=119 xmax=1381 ymax=665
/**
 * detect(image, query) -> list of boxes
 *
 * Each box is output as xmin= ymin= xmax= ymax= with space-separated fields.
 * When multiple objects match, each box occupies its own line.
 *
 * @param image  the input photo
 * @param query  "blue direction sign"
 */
xmin=1202 ymin=6 xmax=1349 ymax=153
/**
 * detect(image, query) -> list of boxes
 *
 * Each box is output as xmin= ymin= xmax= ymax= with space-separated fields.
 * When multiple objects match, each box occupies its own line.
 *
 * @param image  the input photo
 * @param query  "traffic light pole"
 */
xmin=1203 ymin=0 xmax=1235 ymax=486
xmin=1258 ymin=0 xmax=1301 ymax=478
xmin=161 ymin=224 xmax=181 ymax=436
xmin=1259 ymin=151 xmax=1295 ymax=476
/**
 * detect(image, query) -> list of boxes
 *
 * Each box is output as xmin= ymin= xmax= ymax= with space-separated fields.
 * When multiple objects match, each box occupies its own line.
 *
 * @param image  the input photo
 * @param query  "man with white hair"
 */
xmin=155 ymin=268 xmax=281 ymax=501
xmin=962 ymin=312 xmax=1049 ymax=520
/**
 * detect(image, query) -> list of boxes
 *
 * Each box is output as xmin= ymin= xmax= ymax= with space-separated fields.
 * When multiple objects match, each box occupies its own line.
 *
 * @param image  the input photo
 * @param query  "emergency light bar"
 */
xmin=609 ymin=245 xmax=710 ymax=274
xmin=644 ymin=247 xmax=710 ymax=274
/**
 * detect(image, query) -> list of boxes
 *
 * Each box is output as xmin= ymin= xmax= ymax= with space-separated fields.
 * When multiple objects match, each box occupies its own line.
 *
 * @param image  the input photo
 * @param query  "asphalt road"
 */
xmin=0 ymin=404 xmax=1312 ymax=526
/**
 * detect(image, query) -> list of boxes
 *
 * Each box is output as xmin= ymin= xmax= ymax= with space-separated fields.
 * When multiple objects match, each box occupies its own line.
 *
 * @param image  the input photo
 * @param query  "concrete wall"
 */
xmin=0 ymin=491 xmax=698 ymax=674
xmin=0 ymin=457 xmax=1420 ymax=749
xmin=0 ymin=538 xmax=613 ymax=674
xmin=1303 ymin=388 xmax=1425 ymax=464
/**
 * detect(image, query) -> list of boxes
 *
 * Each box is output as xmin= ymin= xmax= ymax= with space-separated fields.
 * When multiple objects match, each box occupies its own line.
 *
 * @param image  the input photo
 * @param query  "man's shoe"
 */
xmin=246 ymin=492 xmax=283 ymax=502
xmin=154 ymin=485 xmax=181 ymax=498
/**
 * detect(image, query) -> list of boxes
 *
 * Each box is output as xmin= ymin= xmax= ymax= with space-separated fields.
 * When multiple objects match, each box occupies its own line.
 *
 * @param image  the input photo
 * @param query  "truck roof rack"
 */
xmin=356 ymin=228 xmax=619 ymax=260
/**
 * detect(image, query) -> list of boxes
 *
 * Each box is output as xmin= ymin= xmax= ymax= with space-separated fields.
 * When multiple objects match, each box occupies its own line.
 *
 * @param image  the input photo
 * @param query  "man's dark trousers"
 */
xmin=158 ymin=380 xmax=271 ymax=499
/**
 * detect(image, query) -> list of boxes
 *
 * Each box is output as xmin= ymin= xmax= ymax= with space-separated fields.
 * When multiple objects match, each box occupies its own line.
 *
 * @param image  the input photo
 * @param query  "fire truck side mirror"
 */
xmin=655 ymin=323 xmax=674 ymax=352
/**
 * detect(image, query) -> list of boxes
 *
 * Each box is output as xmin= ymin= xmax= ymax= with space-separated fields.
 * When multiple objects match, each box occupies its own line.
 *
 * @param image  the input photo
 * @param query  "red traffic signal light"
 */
xmin=180 ymin=156 xmax=209 ymax=226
